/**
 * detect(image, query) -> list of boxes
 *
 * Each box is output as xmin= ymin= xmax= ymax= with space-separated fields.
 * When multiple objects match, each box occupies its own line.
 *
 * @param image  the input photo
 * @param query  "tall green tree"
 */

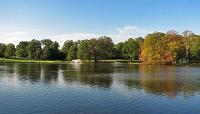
xmin=16 ymin=41 xmax=29 ymax=58
xmin=182 ymin=30 xmax=194 ymax=62
xmin=190 ymin=39 xmax=200 ymax=61
xmin=77 ymin=40 xmax=91 ymax=60
xmin=0 ymin=43 xmax=6 ymax=57
xmin=122 ymin=38 xmax=141 ymax=61
xmin=4 ymin=43 xmax=16 ymax=58
xmin=62 ymin=40 xmax=74 ymax=59
xmin=88 ymin=38 xmax=98 ymax=62
xmin=96 ymin=36 xmax=114 ymax=60
xmin=189 ymin=35 xmax=200 ymax=61
xmin=42 ymin=40 xmax=59 ymax=60
xmin=67 ymin=44 xmax=78 ymax=61
xmin=28 ymin=39 xmax=42 ymax=59
xmin=113 ymin=42 xmax=124 ymax=59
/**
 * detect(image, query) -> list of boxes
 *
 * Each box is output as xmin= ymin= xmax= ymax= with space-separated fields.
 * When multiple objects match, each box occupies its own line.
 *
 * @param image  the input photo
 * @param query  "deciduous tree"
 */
xmin=4 ymin=43 xmax=16 ymax=58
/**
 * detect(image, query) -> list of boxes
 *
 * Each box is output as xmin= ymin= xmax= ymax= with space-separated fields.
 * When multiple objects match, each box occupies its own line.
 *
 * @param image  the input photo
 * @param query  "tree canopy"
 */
xmin=0 ymin=43 xmax=6 ymax=58
xmin=16 ymin=41 xmax=29 ymax=58
xmin=0 ymin=30 xmax=200 ymax=64
xmin=4 ymin=43 xmax=16 ymax=58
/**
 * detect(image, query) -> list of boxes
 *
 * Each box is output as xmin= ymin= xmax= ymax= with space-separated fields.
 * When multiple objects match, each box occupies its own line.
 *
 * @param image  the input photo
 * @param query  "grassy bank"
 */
xmin=0 ymin=58 xmax=140 ymax=64
xmin=0 ymin=58 xmax=67 ymax=63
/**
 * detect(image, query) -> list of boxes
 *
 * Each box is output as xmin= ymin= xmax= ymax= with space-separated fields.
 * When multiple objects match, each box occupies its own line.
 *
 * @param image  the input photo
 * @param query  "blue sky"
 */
xmin=0 ymin=0 xmax=200 ymax=45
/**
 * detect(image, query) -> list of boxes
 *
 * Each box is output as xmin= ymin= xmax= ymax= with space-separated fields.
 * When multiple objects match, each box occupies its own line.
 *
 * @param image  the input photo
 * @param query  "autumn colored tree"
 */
xmin=164 ymin=31 xmax=186 ymax=63
xmin=140 ymin=32 xmax=166 ymax=64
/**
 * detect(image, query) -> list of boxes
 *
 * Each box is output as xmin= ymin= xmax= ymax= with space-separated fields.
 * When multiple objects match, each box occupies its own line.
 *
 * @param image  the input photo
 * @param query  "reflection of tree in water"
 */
xmin=41 ymin=64 xmax=59 ymax=83
xmin=0 ymin=63 xmax=15 ymax=80
xmin=14 ymin=63 xmax=60 ymax=83
xmin=2 ymin=63 xmax=15 ymax=74
xmin=15 ymin=63 xmax=41 ymax=82
xmin=61 ymin=64 xmax=113 ymax=89
xmin=124 ymin=64 xmax=200 ymax=97
xmin=124 ymin=78 xmax=141 ymax=90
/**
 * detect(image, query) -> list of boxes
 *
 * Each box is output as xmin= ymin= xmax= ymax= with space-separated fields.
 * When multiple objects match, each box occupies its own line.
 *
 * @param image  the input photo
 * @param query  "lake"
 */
xmin=0 ymin=63 xmax=200 ymax=114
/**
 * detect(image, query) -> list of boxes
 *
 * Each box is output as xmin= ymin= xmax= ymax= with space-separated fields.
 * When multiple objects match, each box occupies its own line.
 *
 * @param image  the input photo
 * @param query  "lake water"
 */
xmin=0 ymin=63 xmax=200 ymax=114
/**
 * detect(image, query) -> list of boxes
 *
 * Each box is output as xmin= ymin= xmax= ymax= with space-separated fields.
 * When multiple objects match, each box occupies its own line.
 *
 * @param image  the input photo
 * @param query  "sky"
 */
xmin=0 ymin=0 xmax=200 ymax=46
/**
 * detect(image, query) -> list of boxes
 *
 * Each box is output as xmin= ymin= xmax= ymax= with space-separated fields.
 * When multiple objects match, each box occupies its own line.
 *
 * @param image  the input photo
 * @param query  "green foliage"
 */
xmin=113 ymin=42 xmax=124 ymax=59
xmin=77 ymin=40 xmax=91 ymax=60
xmin=190 ymin=38 xmax=200 ymax=62
xmin=42 ymin=39 xmax=59 ymax=60
xmin=89 ymin=38 xmax=98 ymax=62
xmin=16 ymin=41 xmax=29 ymax=58
xmin=2 ymin=30 xmax=200 ymax=64
xmin=41 ymin=39 xmax=53 ymax=46
xmin=67 ymin=44 xmax=78 ymax=61
xmin=4 ymin=43 xmax=16 ymax=58
xmin=28 ymin=39 xmax=42 ymax=59
xmin=0 ymin=43 xmax=6 ymax=57
xmin=62 ymin=40 xmax=74 ymax=58
xmin=122 ymin=38 xmax=142 ymax=61
xmin=96 ymin=36 xmax=114 ymax=60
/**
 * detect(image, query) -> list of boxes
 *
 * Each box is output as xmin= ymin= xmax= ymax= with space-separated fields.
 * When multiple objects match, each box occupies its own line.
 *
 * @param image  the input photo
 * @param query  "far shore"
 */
xmin=0 ymin=58 xmax=140 ymax=64
xmin=1 ymin=58 xmax=199 ymax=65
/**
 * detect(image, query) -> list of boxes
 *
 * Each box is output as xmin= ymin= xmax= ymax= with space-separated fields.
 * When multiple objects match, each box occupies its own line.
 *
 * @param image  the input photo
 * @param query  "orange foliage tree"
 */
xmin=140 ymin=31 xmax=186 ymax=64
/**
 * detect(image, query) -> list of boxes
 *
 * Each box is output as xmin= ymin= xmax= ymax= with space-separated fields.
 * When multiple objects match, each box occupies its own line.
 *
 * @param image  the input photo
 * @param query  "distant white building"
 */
xmin=71 ymin=59 xmax=82 ymax=64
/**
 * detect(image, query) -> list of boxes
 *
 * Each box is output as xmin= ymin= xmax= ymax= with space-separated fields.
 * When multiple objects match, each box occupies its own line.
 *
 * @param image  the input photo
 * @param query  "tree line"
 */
xmin=0 ymin=30 xmax=200 ymax=64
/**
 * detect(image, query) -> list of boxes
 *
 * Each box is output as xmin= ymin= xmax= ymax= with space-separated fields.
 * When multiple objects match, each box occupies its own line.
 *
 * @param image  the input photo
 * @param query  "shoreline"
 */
xmin=0 ymin=58 xmax=67 ymax=63
xmin=1 ymin=58 xmax=198 ymax=65
xmin=0 ymin=58 xmax=136 ymax=64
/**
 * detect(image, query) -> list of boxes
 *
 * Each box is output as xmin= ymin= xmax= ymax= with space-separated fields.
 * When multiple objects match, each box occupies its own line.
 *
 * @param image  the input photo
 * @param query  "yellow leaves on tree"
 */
xmin=140 ymin=32 xmax=185 ymax=64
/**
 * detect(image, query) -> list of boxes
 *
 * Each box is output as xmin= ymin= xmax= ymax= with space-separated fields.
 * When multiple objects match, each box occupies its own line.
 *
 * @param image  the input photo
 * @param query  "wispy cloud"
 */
xmin=0 ymin=32 xmax=33 ymax=44
xmin=0 ymin=25 xmax=150 ymax=46
xmin=109 ymin=25 xmax=149 ymax=42
xmin=6 ymin=32 xmax=29 ymax=36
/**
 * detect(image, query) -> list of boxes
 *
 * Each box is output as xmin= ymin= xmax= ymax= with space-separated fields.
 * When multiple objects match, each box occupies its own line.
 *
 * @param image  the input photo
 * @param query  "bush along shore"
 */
xmin=0 ymin=30 xmax=200 ymax=64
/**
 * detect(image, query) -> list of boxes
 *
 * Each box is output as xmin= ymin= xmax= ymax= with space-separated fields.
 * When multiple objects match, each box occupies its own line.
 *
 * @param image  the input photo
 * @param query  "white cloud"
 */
xmin=116 ymin=25 xmax=139 ymax=34
xmin=51 ymin=33 xmax=101 ymax=46
xmin=6 ymin=32 xmax=29 ymax=36
xmin=109 ymin=25 xmax=149 ymax=43
xmin=0 ymin=25 xmax=150 ymax=46
xmin=0 ymin=32 xmax=33 ymax=45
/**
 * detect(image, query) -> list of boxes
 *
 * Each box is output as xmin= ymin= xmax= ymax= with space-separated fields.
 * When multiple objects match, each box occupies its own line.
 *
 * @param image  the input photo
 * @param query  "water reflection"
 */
xmin=61 ymin=64 xmax=113 ymax=89
xmin=124 ymin=65 xmax=200 ymax=97
xmin=15 ymin=63 xmax=41 ymax=82
xmin=0 ymin=63 xmax=200 ymax=97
